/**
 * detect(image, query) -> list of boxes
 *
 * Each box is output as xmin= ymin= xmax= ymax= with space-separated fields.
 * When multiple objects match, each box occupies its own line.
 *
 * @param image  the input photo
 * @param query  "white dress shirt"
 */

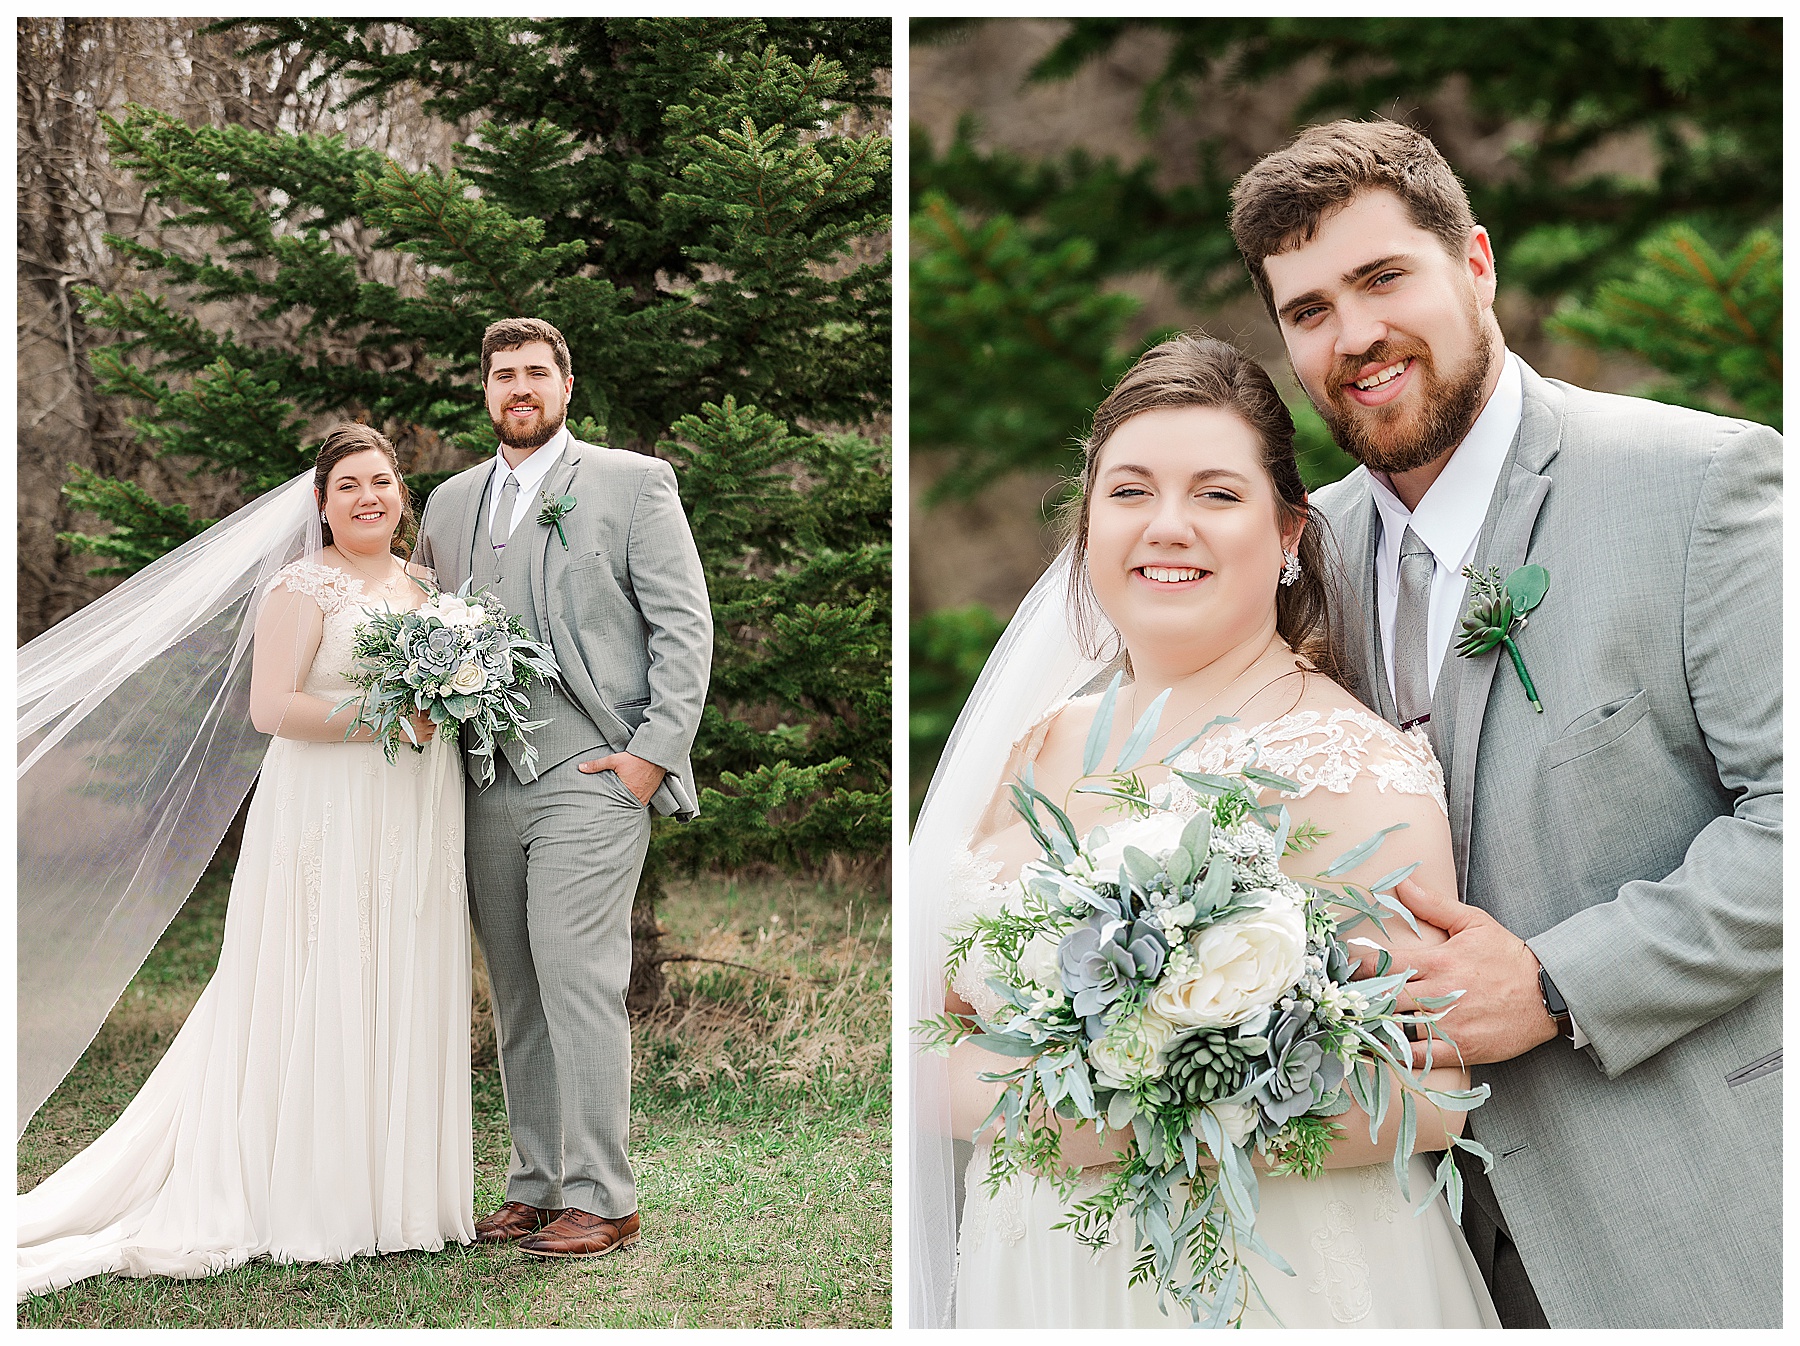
xmin=1369 ymin=351 xmax=1523 ymax=703
xmin=487 ymin=426 xmax=570 ymax=546
xmin=1363 ymin=352 xmax=1585 ymax=1048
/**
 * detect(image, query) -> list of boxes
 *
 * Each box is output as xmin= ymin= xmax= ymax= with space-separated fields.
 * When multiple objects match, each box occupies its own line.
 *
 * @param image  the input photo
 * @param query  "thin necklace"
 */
xmin=331 ymin=544 xmax=403 ymax=595
xmin=1129 ymin=641 xmax=1301 ymax=759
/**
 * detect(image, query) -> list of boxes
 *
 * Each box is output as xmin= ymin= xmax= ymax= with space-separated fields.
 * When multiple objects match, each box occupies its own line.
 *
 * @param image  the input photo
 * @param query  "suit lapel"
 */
xmin=526 ymin=442 xmax=584 ymax=639
xmin=1437 ymin=366 xmax=1563 ymax=893
xmin=1323 ymin=473 xmax=1393 ymax=720
xmin=448 ymin=464 xmax=491 ymax=592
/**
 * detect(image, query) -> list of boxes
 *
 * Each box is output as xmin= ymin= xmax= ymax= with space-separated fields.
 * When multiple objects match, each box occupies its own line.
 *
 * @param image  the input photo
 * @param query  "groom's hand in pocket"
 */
xmin=578 ymin=751 xmax=666 ymax=804
xmin=1362 ymin=878 xmax=1559 ymax=1068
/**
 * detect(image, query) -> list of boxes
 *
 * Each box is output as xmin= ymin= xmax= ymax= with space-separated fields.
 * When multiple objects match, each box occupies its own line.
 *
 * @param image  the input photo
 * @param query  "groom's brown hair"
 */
xmin=1230 ymin=119 xmax=1477 ymax=319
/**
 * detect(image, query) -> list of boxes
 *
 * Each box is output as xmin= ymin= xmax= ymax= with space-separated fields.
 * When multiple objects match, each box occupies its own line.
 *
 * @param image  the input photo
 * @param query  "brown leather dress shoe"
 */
xmin=475 ymin=1201 xmax=565 ymax=1244
xmin=518 ymin=1207 xmax=641 ymax=1259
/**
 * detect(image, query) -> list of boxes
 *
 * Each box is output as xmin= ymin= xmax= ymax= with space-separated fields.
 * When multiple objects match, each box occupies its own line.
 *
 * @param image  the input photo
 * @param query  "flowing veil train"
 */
xmin=17 ymin=472 xmax=321 ymax=1135
xmin=908 ymin=550 xmax=1110 ymax=1326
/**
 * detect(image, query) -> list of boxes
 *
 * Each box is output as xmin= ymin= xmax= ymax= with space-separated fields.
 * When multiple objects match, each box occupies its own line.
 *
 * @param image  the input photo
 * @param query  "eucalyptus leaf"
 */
xmin=971 ymin=1032 xmax=1046 ymax=1058
xmin=1373 ymin=887 xmax=1424 ymax=937
xmin=1392 ymin=1091 xmax=1417 ymax=1198
xmin=1081 ymin=671 xmax=1124 ymax=775
xmin=1172 ymin=769 xmax=1239 ymax=796
xmin=1452 ymin=1134 xmax=1497 ymax=1169
xmin=1204 ymin=1264 xmax=1241 ymax=1329
xmin=1506 ymin=563 xmax=1550 ymax=614
xmin=1365 ymin=861 xmax=1420 ymax=894
xmin=1116 ymin=686 xmax=1172 ymax=772
xmin=1413 ymin=1150 xmax=1455 ymax=1217
xmin=1243 ymin=1225 xmax=1295 ymax=1277
xmin=1159 ymin=715 xmax=1238 ymax=764
xmin=1413 ymin=990 xmax=1465 ymax=1011
xmin=1319 ymin=822 xmax=1409 ymax=878
xmin=1240 ymin=765 xmax=1303 ymax=793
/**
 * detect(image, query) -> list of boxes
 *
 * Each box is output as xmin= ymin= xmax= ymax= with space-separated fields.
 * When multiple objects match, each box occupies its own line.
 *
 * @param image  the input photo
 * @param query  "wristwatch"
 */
xmin=1538 ymin=966 xmax=1575 ymax=1041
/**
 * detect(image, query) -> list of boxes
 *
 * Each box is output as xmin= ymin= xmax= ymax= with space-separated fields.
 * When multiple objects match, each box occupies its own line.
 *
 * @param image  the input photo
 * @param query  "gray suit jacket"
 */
xmin=1314 ymin=362 xmax=1781 ymax=1328
xmin=416 ymin=437 xmax=713 ymax=819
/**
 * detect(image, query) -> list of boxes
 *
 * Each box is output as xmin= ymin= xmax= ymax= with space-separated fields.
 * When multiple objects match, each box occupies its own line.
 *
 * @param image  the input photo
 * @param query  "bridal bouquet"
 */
xmin=337 ymin=581 xmax=560 ymax=787
xmin=918 ymin=678 xmax=1493 ymax=1327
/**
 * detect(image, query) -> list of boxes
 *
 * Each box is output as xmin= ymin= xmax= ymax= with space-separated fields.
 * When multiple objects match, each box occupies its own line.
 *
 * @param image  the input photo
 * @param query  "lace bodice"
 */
xmin=945 ymin=706 xmax=1445 ymax=1021
xmin=271 ymin=559 xmax=407 ymax=701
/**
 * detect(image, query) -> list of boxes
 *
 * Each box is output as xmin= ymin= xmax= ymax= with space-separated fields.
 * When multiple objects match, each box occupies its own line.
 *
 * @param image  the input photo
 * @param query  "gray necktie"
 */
xmin=1393 ymin=525 xmax=1434 ymax=729
xmin=490 ymin=471 xmax=520 ymax=551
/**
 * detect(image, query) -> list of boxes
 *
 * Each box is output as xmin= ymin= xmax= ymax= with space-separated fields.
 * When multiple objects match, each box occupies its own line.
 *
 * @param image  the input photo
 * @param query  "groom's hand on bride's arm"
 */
xmin=1356 ymin=878 xmax=1558 ymax=1068
xmin=578 ymin=751 xmax=666 ymax=804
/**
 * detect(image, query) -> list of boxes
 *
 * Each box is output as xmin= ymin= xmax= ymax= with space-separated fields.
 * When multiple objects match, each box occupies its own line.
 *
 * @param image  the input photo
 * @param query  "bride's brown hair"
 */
xmin=312 ymin=423 xmax=416 ymax=557
xmin=1059 ymin=333 xmax=1344 ymax=684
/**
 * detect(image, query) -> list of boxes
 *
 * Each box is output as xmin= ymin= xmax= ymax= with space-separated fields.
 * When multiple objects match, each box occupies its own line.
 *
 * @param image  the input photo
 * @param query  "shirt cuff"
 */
xmin=1569 ymin=1014 xmax=1589 ymax=1050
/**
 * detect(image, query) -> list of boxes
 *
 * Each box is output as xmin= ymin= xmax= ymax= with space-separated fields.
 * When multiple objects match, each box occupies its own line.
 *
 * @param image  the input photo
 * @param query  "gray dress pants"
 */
xmin=465 ymin=756 xmax=650 ymax=1218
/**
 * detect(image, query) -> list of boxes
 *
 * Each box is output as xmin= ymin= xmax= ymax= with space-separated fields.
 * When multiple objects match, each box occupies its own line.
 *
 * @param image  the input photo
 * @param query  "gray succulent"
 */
xmin=1058 ymin=916 xmax=1168 ymax=1022
xmin=1253 ymin=1030 xmax=1347 ymax=1124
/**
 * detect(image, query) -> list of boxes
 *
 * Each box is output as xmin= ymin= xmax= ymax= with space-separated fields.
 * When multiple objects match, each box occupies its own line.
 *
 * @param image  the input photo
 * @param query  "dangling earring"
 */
xmin=320 ymin=511 xmax=328 ymax=523
xmin=1280 ymin=550 xmax=1302 ymax=587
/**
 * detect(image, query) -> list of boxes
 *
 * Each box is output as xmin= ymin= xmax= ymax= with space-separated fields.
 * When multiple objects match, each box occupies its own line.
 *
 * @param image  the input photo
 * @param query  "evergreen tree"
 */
xmin=61 ymin=17 xmax=892 ymax=1002
xmin=1550 ymin=224 xmax=1780 ymax=430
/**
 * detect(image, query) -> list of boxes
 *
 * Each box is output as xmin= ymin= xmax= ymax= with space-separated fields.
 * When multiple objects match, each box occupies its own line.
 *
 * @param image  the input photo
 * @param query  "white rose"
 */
xmin=434 ymin=597 xmax=484 ymax=630
xmin=1205 ymin=1100 xmax=1259 ymax=1149
xmin=450 ymin=661 xmax=487 ymax=694
xmin=1148 ymin=891 xmax=1306 ymax=1029
xmin=1083 ymin=811 xmax=1191 ymax=885
xmin=1017 ymin=932 xmax=1063 ymax=992
xmin=1088 ymin=1007 xmax=1179 ymax=1089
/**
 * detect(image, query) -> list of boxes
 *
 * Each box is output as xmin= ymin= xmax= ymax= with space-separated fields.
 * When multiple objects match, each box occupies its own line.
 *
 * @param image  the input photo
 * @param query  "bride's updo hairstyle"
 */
xmin=1061 ymin=334 xmax=1343 ymax=683
xmin=312 ymin=422 xmax=416 ymax=556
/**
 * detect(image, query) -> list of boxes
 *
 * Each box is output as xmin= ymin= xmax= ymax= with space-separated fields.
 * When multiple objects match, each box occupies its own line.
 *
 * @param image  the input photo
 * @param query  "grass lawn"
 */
xmin=17 ymin=870 xmax=891 ymax=1328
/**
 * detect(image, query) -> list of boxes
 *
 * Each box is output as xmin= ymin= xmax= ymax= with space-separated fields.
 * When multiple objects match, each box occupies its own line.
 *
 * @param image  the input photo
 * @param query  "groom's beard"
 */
xmin=491 ymin=398 xmax=568 ymax=451
xmin=1315 ymin=325 xmax=1494 ymax=477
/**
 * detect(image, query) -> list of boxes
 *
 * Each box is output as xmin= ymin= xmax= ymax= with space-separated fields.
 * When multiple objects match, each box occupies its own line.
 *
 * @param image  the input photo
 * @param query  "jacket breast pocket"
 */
xmin=563 ymin=548 xmax=611 ymax=577
xmin=1543 ymin=689 xmax=1650 ymax=771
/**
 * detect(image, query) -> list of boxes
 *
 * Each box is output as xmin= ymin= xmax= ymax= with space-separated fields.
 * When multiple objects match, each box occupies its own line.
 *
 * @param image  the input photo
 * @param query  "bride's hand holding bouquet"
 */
xmin=918 ymin=676 xmax=1494 ymax=1327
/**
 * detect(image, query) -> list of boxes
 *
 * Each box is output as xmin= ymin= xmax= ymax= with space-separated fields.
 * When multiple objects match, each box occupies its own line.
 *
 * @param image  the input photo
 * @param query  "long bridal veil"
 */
xmin=17 ymin=472 xmax=322 ymax=1135
xmin=908 ymin=550 xmax=1114 ymax=1327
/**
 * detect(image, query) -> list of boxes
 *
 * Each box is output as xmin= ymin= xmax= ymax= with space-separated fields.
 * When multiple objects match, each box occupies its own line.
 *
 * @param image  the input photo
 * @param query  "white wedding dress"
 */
xmin=949 ymin=707 xmax=1499 ymax=1329
xmin=18 ymin=560 xmax=476 ymax=1300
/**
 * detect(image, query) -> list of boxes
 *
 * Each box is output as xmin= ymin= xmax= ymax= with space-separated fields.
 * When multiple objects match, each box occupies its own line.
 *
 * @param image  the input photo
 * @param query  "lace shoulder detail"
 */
xmin=1164 ymin=707 xmax=1446 ymax=816
xmin=272 ymin=560 xmax=361 ymax=617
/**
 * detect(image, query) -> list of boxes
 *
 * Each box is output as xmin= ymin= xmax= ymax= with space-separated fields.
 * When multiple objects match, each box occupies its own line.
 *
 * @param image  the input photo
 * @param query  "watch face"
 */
xmin=1538 ymin=967 xmax=1568 ymax=1017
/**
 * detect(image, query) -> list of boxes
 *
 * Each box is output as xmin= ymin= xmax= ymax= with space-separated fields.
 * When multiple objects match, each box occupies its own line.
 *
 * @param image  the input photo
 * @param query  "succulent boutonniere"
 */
xmin=537 ymin=490 xmax=577 ymax=549
xmin=1456 ymin=563 xmax=1549 ymax=713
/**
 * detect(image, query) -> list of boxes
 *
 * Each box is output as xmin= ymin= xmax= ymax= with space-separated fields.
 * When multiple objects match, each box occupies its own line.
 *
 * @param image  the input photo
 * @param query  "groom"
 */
xmin=417 ymin=317 xmax=712 ymax=1258
xmin=1230 ymin=121 xmax=1780 ymax=1328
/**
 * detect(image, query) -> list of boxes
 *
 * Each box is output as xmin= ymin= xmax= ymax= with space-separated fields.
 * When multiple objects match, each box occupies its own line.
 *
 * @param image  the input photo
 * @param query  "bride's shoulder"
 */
xmin=269 ymin=554 xmax=357 ymax=614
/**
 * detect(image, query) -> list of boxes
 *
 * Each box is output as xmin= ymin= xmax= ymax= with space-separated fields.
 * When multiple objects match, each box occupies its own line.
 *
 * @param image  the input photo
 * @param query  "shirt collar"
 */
xmin=1367 ymin=350 xmax=1523 ymax=565
xmin=493 ymin=426 xmax=570 ymax=496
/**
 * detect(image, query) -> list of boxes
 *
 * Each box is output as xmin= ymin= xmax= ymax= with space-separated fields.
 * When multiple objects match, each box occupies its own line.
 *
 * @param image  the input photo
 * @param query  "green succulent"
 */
xmin=1456 ymin=564 xmax=1548 ymax=712
xmin=1161 ymin=1028 xmax=1257 ymax=1107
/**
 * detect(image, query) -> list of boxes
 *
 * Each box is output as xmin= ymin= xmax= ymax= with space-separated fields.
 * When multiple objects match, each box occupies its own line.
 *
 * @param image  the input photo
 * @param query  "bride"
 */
xmin=18 ymin=424 xmax=475 ymax=1299
xmin=910 ymin=335 xmax=1500 ymax=1328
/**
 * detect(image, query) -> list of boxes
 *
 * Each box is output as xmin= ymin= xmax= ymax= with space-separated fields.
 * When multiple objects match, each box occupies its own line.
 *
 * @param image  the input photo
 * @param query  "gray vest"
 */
xmin=467 ymin=469 xmax=608 ymax=783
